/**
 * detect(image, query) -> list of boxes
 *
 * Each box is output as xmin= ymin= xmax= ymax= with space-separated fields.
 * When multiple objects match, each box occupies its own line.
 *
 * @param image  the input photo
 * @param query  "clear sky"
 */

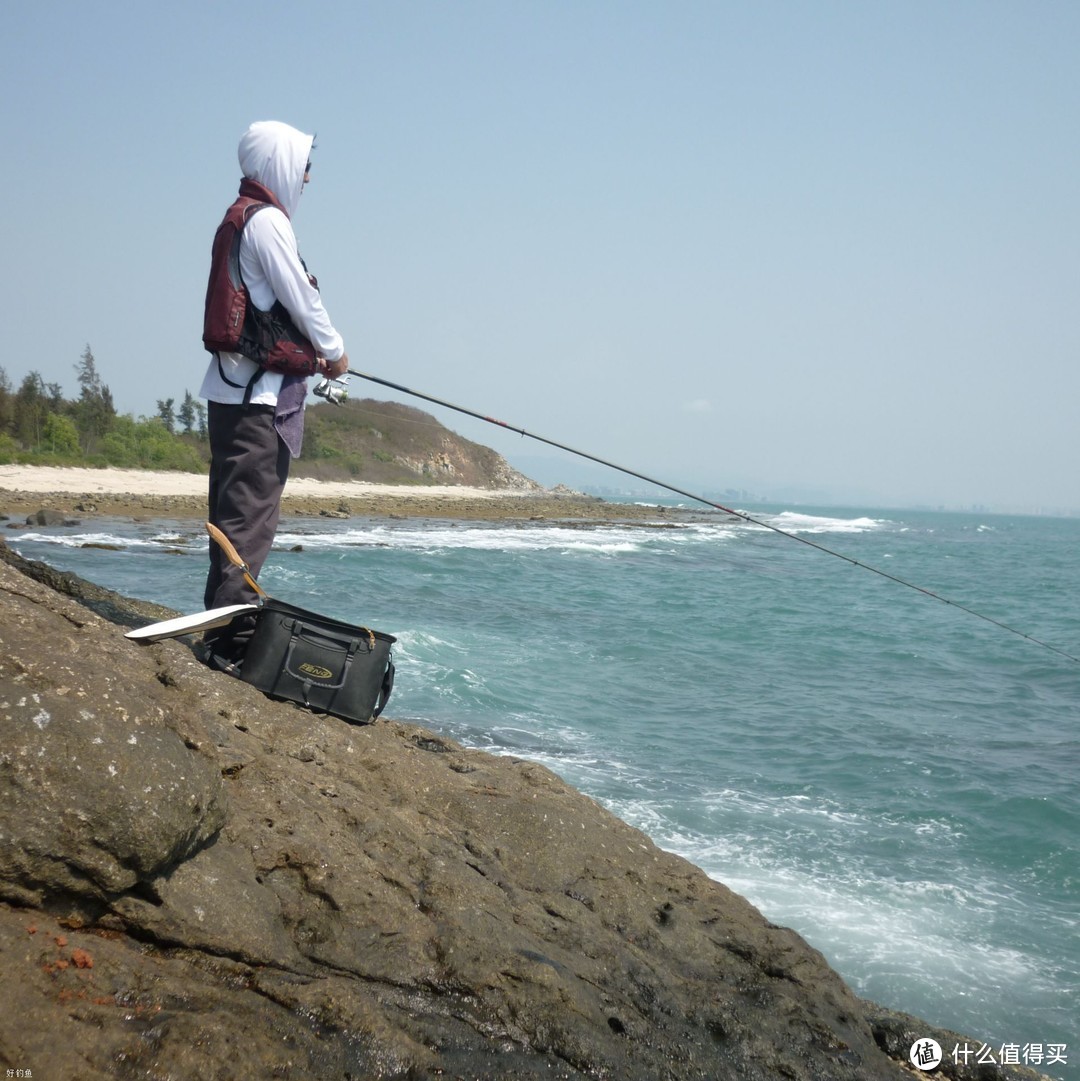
xmin=4 ymin=1 xmax=1078 ymax=512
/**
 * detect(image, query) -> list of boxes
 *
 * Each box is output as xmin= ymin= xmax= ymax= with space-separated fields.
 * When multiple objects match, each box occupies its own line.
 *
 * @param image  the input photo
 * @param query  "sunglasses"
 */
xmin=305 ymin=161 xmax=312 ymax=174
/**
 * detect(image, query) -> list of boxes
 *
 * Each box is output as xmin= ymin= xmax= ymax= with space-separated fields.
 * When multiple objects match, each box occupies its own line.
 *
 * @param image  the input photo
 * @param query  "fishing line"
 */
xmin=344 ymin=368 xmax=1079 ymax=665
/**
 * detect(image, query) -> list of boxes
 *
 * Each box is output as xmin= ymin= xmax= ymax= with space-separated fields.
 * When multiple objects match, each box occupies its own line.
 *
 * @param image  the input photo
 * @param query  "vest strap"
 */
xmin=215 ymin=353 xmax=263 ymax=408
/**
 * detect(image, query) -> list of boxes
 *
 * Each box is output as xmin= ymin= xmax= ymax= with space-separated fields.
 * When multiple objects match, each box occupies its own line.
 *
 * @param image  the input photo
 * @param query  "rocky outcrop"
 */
xmin=0 ymin=542 xmax=1052 ymax=1081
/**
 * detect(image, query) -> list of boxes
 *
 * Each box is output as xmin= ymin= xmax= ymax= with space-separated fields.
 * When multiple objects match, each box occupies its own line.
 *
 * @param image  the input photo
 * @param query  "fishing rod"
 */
xmin=315 ymin=371 xmax=1080 ymax=665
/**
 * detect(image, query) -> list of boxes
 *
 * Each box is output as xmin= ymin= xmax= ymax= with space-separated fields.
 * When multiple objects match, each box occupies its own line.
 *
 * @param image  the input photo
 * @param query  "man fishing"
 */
xmin=198 ymin=120 xmax=349 ymax=672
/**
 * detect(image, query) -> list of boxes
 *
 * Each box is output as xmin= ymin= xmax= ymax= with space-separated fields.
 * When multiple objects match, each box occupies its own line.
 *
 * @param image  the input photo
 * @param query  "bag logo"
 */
xmin=299 ymin=662 xmax=334 ymax=680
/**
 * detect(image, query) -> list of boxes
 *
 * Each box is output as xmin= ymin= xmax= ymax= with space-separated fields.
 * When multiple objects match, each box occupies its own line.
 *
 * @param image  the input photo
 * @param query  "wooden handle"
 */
xmin=206 ymin=522 xmax=269 ymax=599
xmin=206 ymin=522 xmax=246 ymax=568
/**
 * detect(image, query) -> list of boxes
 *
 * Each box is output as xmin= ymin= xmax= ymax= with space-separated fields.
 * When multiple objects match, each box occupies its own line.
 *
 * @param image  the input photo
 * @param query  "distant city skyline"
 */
xmin=505 ymin=452 xmax=1079 ymax=518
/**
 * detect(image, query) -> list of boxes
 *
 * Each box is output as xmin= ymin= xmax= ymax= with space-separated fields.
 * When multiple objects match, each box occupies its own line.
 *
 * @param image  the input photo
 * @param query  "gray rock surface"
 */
xmin=0 ymin=540 xmax=1053 ymax=1081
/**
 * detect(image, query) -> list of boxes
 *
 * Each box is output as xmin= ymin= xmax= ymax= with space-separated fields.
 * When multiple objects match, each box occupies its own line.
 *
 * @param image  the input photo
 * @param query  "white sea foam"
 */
xmin=15 ymin=530 xmax=189 ymax=550
xmin=600 ymin=790 xmax=1056 ymax=1037
xmin=392 ymin=628 xmax=469 ymax=654
xmin=763 ymin=512 xmax=889 ymax=534
xmin=277 ymin=522 xmax=661 ymax=556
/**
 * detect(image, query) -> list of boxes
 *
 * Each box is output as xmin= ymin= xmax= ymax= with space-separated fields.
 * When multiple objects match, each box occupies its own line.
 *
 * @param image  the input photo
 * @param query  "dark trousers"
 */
xmin=203 ymin=402 xmax=290 ymax=654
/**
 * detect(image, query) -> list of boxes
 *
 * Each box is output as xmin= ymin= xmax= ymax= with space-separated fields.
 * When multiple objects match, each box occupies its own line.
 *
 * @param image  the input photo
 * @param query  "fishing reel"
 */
xmin=313 ymin=375 xmax=350 ymax=406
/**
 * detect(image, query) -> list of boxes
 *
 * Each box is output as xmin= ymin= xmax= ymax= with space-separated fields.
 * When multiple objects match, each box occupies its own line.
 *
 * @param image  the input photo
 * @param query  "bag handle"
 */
xmin=372 ymin=658 xmax=395 ymax=719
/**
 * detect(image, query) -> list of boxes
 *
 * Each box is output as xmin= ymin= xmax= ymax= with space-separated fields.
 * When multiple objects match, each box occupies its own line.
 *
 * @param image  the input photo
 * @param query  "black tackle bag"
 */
xmin=241 ymin=597 xmax=396 ymax=724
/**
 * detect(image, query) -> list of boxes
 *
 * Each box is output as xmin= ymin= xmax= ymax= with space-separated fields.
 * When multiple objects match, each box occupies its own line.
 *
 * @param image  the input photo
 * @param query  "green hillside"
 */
xmin=294 ymin=398 xmax=540 ymax=489
xmin=0 ymin=353 xmax=540 ymax=490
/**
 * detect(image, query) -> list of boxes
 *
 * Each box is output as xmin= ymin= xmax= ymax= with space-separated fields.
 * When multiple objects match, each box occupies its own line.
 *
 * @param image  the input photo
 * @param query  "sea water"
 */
xmin=10 ymin=503 xmax=1078 ymax=1077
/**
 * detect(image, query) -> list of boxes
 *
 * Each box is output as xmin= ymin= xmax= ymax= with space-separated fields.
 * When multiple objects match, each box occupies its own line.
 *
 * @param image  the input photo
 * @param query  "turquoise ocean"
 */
xmin=10 ymin=501 xmax=1078 ymax=1078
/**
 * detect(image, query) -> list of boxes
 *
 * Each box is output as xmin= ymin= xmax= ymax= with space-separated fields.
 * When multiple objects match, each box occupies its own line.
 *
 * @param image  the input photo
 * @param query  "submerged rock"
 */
xmin=0 ymin=539 xmax=1053 ymax=1081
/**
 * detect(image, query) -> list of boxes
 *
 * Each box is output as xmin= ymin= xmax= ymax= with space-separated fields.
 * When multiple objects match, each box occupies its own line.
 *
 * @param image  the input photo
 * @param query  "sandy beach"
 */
xmin=0 ymin=465 xmax=509 ymax=501
xmin=0 ymin=465 xmax=690 ymax=523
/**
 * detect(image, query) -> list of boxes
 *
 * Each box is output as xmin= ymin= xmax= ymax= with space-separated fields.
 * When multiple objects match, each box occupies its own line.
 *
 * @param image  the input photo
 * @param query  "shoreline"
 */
xmin=0 ymin=528 xmax=1056 ymax=1081
xmin=0 ymin=465 xmax=717 ymax=524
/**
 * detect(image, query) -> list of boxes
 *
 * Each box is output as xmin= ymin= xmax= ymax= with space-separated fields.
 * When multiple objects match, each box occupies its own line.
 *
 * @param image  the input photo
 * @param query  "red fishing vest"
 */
xmin=202 ymin=177 xmax=318 ymax=377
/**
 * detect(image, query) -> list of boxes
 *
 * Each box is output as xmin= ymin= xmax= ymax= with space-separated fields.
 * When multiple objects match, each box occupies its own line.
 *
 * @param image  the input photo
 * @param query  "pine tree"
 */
xmin=178 ymin=391 xmax=197 ymax=435
xmin=15 ymin=372 xmax=48 ymax=448
xmin=156 ymin=398 xmax=176 ymax=434
xmin=0 ymin=366 xmax=12 ymax=439
xmin=74 ymin=344 xmax=116 ymax=454
xmin=75 ymin=343 xmax=102 ymax=398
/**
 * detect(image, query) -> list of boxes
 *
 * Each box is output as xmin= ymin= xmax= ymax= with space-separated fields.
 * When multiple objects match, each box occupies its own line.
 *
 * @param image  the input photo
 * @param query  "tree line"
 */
xmin=0 ymin=346 xmax=209 ymax=472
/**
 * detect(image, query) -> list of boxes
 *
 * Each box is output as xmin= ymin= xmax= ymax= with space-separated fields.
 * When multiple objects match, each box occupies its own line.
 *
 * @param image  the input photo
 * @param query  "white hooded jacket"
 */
xmin=200 ymin=121 xmax=345 ymax=407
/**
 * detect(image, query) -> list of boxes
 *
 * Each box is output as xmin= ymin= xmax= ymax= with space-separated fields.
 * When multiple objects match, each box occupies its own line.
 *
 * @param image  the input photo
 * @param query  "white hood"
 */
xmin=237 ymin=120 xmax=314 ymax=219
